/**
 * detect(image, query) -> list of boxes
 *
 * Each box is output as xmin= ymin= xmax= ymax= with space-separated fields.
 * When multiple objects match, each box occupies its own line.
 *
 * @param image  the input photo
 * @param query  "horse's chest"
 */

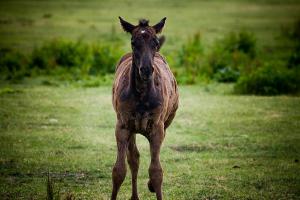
xmin=117 ymin=87 xmax=163 ymax=133
xmin=128 ymin=111 xmax=153 ymax=133
xmin=120 ymin=98 xmax=161 ymax=133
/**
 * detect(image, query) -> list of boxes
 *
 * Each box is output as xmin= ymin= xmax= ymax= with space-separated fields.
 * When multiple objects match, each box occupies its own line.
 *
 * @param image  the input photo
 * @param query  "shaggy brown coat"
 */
xmin=111 ymin=17 xmax=179 ymax=200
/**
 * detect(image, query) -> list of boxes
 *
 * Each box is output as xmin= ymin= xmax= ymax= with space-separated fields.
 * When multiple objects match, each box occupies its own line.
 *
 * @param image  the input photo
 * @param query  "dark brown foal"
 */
xmin=111 ymin=17 xmax=179 ymax=200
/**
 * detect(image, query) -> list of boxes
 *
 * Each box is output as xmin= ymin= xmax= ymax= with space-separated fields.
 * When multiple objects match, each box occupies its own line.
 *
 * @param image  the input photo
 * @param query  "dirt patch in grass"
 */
xmin=170 ymin=143 xmax=218 ymax=153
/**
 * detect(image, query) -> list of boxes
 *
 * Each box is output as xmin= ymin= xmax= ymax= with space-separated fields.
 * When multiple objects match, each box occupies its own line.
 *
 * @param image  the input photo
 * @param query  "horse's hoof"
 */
xmin=147 ymin=180 xmax=155 ymax=193
xmin=130 ymin=196 xmax=139 ymax=200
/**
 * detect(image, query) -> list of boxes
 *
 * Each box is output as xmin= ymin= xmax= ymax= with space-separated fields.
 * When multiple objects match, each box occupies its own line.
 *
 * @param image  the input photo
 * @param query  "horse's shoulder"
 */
xmin=154 ymin=52 xmax=167 ymax=64
xmin=154 ymin=53 xmax=174 ymax=78
xmin=116 ymin=53 xmax=132 ymax=71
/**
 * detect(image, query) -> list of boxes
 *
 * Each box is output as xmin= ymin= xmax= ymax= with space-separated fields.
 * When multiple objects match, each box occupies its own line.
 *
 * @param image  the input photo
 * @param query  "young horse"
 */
xmin=111 ymin=17 xmax=179 ymax=200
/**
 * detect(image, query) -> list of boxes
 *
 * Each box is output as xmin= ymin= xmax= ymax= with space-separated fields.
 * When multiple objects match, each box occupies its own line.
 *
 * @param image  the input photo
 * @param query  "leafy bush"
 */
xmin=173 ymin=32 xmax=209 ymax=84
xmin=178 ymin=32 xmax=204 ymax=66
xmin=1 ymin=24 xmax=299 ymax=94
xmin=208 ymin=31 xmax=257 ymax=82
xmin=0 ymin=39 xmax=124 ymax=86
xmin=213 ymin=67 xmax=240 ymax=82
xmin=0 ymin=48 xmax=29 ymax=80
xmin=29 ymin=39 xmax=123 ymax=77
xmin=89 ymin=43 xmax=123 ymax=75
xmin=234 ymin=64 xmax=300 ymax=95
xmin=287 ymin=20 xmax=300 ymax=69
xmin=288 ymin=44 xmax=300 ymax=69
xmin=234 ymin=20 xmax=300 ymax=95
xmin=30 ymin=39 xmax=91 ymax=70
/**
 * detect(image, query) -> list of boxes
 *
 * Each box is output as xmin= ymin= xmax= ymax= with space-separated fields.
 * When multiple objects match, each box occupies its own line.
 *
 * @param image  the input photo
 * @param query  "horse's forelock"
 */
xmin=139 ymin=19 xmax=149 ymax=27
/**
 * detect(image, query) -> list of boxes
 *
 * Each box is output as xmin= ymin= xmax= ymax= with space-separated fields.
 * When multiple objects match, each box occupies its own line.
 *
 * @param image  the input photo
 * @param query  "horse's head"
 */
xmin=119 ymin=17 xmax=166 ymax=81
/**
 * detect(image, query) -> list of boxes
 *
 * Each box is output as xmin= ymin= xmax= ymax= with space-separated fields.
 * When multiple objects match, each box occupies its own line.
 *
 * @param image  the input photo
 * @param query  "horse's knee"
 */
xmin=131 ymin=149 xmax=140 ymax=162
xmin=149 ymin=164 xmax=163 ymax=184
xmin=112 ymin=163 xmax=127 ymax=183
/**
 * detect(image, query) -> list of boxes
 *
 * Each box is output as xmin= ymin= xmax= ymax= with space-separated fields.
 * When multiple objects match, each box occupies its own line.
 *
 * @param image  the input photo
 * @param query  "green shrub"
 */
xmin=0 ymin=48 xmax=29 ymax=80
xmin=30 ymin=39 xmax=91 ymax=70
xmin=288 ymin=43 xmax=300 ymax=69
xmin=234 ymin=64 xmax=300 ymax=95
xmin=216 ymin=31 xmax=256 ymax=58
xmin=285 ymin=19 xmax=300 ymax=42
xmin=287 ymin=20 xmax=300 ymax=69
xmin=0 ymin=39 xmax=124 ymax=85
xmin=29 ymin=39 xmax=123 ymax=77
xmin=208 ymin=31 xmax=257 ymax=82
xmin=173 ymin=32 xmax=209 ymax=84
xmin=236 ymin=31 xmax=256 ymax=58
xmin=213 ymin=67 xmax=240 ymax=82
xmin=89 ymin=43 xmax=123 ymax=75
xmin=178 ymin=32 xmax=204 ymax=66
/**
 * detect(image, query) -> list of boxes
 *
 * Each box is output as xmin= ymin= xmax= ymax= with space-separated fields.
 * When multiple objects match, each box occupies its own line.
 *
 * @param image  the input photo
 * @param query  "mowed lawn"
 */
xmin=1 ymin=0 xmax=300 ymax=52
xmin=0 ymin=85 xmax=299 ymax=199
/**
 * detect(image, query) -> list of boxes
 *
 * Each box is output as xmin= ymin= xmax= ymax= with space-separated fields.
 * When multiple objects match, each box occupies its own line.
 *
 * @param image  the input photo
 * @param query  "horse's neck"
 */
xmin=129 ymin=63 xmax=154 ymax=98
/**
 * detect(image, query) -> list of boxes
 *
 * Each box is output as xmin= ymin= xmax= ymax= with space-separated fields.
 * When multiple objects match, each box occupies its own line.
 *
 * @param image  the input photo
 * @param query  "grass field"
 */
xmin=1 ymin=0 xmax=300 ymax=52
xmin=0 ymin=84 xmax=299 ymax=199
xmin=1 ymin=0 xmax=300 ymax=199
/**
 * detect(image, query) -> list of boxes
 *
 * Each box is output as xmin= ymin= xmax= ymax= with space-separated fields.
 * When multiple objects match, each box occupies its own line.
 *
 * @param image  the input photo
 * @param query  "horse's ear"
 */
xmin=119 ymin=16 xmax=135 ymax=33
xmin=157 ymin=35 xmax=166 ymax=51
xmin=153 ymin=17 xmax=166 ymax=34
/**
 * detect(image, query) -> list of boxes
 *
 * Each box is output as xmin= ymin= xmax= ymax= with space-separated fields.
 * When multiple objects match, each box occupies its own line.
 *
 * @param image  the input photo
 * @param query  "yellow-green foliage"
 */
xmin=0 ymin=39 xmax=124 ymax=85
xmin=171 ymin=32 xmax=207 ymax=84
xmin=235 ymin=20 xmax=300 ymax=95
xmin=207 ymin=31 xmax=257 ymax=82
xmin=0 ymin=48 xmax=29 ymax=80
xmin=0 ymin=25 xmax=299 ymax=94
xmin=235 ymin=65 xmax=300 ymax=95
xmin=169 ymin=31 xmax=258 ymax=84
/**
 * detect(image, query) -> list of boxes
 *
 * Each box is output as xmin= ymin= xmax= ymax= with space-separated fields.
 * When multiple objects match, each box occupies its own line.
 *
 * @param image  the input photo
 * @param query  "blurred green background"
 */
xmin=0 ymin=0 xmax=300 ymax=199
xmin=0 ymin=0 xmax=299 ymax=50
xmin=0 ymin=0 xmax=300 ymax=93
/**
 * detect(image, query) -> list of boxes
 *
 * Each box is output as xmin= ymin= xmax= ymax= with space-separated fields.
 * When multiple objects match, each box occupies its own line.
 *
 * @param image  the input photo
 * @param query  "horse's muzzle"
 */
xmin=139 ymin=66 xmax=153 ymax=81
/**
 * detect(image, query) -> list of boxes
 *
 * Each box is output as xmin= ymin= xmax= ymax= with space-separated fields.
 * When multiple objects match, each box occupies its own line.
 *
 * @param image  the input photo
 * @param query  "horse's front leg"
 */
xmin=111 ymin=122 xmax=130 ymax=200
xmin=148 ymin=122 xmax=165 ymax=200
xmin=127 ymin=135 xmax=140 ymax=200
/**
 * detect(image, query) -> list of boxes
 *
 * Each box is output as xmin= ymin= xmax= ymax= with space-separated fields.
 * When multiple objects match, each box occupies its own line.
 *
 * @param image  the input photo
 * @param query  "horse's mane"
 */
xmin=139 ymin=19 xmax=149 ymax=27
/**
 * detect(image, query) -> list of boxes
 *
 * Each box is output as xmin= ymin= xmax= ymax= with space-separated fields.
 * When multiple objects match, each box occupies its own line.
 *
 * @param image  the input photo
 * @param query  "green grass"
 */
xmin=0 ymin=84 xmax=299 ymax=199
xmin=1 ymin=0 xmax=300 ymax=198
xmin=0 ymin=0 xmax=300 ymax=52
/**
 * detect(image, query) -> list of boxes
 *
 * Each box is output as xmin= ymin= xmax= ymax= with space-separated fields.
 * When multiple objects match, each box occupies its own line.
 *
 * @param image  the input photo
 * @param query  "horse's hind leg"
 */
xmin=111 ymin=123 xmax=130 ymax=200
xmin=127 ymin=135 xmax=140 ymax=200
xmin=148 ymin=123 xmax=164 ymax=200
